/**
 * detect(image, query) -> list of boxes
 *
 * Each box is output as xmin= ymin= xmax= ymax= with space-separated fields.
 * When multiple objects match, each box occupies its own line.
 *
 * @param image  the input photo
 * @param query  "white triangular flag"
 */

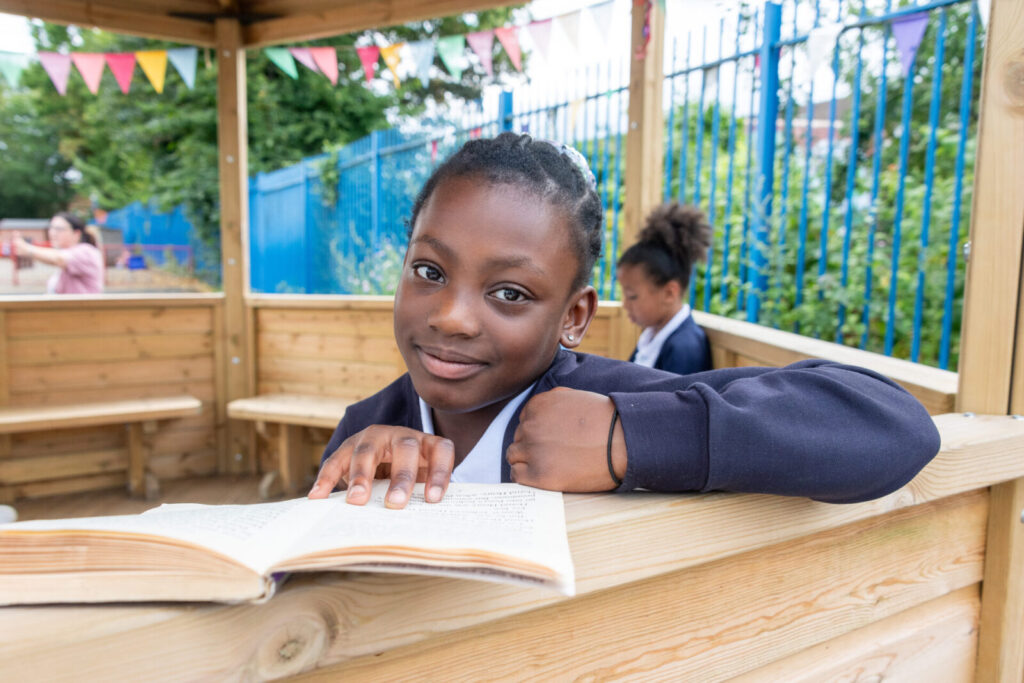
xmin=805 ymin=22 xmax=843 ymax=77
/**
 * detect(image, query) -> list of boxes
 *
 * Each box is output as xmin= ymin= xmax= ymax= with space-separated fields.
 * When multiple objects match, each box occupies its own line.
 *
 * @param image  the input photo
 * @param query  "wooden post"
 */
xmin=0 ymin=311 xmax=11 ymax=505
xmin=957 ymin=1 xmax=1024 ymax=680
xmin=215 ymin=18 xmax=254 ymax=474
xmin=615 ymin=0 xmax=666 ymax=359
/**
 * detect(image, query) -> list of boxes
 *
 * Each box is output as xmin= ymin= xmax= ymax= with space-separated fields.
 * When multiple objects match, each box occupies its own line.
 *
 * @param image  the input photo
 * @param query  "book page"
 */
xmin=270 ymin=482 xmax=575 ymax=593
xmin=1 ymin=497 xmax=324 ymax=572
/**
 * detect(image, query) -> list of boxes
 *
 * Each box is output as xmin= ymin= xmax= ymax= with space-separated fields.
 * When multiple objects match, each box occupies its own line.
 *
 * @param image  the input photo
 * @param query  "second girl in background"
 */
xmin=618 ymin=202 xmax=712 ymax=376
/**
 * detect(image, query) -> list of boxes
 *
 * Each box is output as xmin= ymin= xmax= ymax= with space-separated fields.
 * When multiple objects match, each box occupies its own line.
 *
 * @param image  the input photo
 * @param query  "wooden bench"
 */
xmin=0 ymin=396 xmax=202 ymax=499
xmin=227 ymin=394 xmax=352 ymax=498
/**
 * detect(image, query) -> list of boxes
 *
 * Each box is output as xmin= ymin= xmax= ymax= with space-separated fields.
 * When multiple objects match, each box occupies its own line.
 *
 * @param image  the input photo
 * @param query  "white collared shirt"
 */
xmin=633 ymin=304 xmax=691 ymax=368
xmin=418 ymin=382 xmax=536 ymax=483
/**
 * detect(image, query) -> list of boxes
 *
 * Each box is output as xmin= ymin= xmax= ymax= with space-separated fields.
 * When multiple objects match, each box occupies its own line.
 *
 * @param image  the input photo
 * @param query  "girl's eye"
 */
xmin=495 ymin=287 xmax=527 ymax=303
xmin=413 ymin=264 xmax=443 ymax=282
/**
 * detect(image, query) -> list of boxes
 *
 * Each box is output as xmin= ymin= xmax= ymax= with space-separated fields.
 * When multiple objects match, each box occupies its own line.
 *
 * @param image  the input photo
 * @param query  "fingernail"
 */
xmin=386 ymin=489 xmax=407 ymax=507
xmin=427 ymin=486 xmax=443 ymax=502
xmin=347 ymin=484 xmax=365 ymax=500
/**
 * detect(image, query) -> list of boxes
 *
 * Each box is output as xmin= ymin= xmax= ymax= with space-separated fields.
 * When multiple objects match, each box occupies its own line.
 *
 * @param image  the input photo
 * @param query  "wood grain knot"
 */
xmin=254 ymin=615 xmax=328 ymax=680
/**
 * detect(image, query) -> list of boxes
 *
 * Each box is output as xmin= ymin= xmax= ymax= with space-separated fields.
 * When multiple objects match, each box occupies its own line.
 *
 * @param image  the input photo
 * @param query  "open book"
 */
xmin=0 ymin=482 xmax=575 ymax=605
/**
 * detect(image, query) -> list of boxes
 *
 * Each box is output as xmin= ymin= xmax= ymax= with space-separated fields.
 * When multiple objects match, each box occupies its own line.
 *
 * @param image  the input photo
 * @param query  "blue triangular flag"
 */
xmin=167 ymin=47 xmax=197 ymax=89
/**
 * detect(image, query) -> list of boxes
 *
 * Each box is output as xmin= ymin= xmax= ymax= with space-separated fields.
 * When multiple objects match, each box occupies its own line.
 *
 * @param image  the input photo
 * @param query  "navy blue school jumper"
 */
xmin=629 ymin=315 xmax=712 ymax=376
xmin=321 ymin=349 xmax=940 ymax=504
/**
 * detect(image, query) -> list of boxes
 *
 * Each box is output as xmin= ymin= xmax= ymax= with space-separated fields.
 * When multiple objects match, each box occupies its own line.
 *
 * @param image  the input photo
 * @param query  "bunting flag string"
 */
xmin=891 ymin=12 xmax=929 ymax=77
xmin=3 ymin=0 xmax=614 ymax=95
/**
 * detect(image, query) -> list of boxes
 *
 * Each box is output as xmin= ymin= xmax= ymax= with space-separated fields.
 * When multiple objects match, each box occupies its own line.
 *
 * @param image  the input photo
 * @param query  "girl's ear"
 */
xmin=561 ymin=286 xmax=598 ymax=348
xmin=663 ymin=279 xmax=682 ymax=303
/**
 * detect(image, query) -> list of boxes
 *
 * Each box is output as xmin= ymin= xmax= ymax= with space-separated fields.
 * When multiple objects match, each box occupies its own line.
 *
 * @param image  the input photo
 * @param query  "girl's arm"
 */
xmin=510 ymin=360 xmax=941 ymax=504
xmin=12 ymin=232 xmax=67 ymax=268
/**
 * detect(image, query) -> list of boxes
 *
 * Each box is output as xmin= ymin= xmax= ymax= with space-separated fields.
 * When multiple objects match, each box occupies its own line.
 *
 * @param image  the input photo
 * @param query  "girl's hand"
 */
xmin=11 ymin=231 xmax=30 ymax=256
xmin=507 ymin=388 xmax=627 ymax=492
xmin=308 ymin=425 xmax=455 ymax=509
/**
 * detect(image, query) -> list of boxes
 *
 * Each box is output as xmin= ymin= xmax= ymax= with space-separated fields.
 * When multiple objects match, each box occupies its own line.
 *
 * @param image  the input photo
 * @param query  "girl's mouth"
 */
xmin=416 ymin=347 xmax=487 ymax=381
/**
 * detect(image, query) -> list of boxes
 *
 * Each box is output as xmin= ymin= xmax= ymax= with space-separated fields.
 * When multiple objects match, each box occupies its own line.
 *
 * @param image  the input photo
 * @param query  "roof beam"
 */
xmin=242 ymin=0 xmax=513 ymax=48
xmin=0 ymin=0 xmax=216 ymax=46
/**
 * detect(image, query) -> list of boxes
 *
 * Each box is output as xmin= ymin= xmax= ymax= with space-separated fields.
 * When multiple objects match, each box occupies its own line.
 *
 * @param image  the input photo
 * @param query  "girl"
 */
xmin=12 ymin=213 xmax=104 ymax=294
xmin=310 ymin=133 xmax=938 ymax=509
xmin=618 ymin=202 xmax=712 ymax=376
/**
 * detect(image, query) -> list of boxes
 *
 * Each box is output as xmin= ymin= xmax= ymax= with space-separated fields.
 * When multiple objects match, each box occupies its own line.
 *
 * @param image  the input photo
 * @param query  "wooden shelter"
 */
xmin=0 ymin=0 xmax=1022 ymax=680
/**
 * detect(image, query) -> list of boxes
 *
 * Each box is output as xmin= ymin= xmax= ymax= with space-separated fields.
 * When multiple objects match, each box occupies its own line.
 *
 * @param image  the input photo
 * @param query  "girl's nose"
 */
xmin=427 ymin=289 xmax=481 ymax=338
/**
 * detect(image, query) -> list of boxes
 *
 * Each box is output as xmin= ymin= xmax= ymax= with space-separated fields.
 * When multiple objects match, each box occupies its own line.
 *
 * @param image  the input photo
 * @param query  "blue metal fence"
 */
xmin=664 ymin=0 xmax=983 ymax=369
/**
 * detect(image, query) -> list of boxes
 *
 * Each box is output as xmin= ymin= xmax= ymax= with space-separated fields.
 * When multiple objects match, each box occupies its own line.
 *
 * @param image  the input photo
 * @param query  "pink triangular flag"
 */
xmin=494 ymin=27 xmax=522 ymax=72
xmin=466 ymin=30 xmax=495 ymax=77
xmin=356 ymin=46 xmax=380 ymax=83
xmin=71 ymin=53 xmax=106 ymax=94
xmin=38 ymin=52 xmax=72 ymax=95
xmin=309 ymin=47 xmax=337 ymax=85
xmin=526 ymin=19 xmax=553 ymax=61
xmin=105 ymin=53 xmax=136 ymax=94
xmin=891 ymin=12 xmax=929 ymax=77
xmin=289 ymin=48 xmax=320 ymax=74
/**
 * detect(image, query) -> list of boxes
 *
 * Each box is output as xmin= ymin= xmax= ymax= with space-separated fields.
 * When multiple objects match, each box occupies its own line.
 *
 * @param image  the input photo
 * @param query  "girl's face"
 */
xmin=617 ymin=263 xmax=682 ymax=331
xmin=48 ymin=216 xmax=79 ymax=250
xmin=394 ymin=176 xmax=593 ymax=417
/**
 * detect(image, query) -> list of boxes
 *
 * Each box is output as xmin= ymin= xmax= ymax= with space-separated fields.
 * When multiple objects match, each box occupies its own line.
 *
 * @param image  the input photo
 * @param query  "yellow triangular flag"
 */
xmin=380 ymin=43 xmax=405 ymax=89
xmin=136 ymin=50 xmax=168 ymax=93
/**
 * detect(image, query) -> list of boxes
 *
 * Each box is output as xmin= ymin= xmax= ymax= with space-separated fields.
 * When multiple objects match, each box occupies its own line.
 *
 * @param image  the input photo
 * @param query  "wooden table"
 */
xmin=227 ymin=394 xmax=351 ymax=498
xmin=0 ymin=396 xmax=202 ymax=499
xmin=1 ymin=413 xmax=1022 ymax=681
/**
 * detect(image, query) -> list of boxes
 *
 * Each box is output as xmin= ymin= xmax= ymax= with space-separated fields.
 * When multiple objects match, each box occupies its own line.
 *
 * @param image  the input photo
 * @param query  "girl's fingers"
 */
xmin=346 ymin=436 xmax=383 ymax=505
xmin=384 ymin=436 xmax=423 ymax=509
xmin=308 ymin=443 xmax=351 ymax=498
xmin=424 ymin=437 xmax=455 ymax=503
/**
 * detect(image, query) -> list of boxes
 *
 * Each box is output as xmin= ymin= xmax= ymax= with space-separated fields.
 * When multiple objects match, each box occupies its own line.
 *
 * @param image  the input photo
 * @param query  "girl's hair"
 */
xmin=409 ymin=132 xmax=603 ymax=292
xmin=53 ymin=212 xmax=97 ymax=247
xmin=617 ymin=202 xmax=711 ymax=290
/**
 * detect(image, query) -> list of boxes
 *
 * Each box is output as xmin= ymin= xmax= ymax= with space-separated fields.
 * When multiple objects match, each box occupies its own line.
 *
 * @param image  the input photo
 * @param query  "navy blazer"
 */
xmin=629 ymin=315 xmax=712 ymax=375
xmin=321 ymin=350 xmax=940 ymax=504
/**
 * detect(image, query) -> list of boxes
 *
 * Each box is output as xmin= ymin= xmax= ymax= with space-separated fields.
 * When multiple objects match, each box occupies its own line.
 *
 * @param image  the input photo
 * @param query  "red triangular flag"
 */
xmin=309 ymin=47 xmax=338 ymax=85
xmin=105 ymin=53 xmax=136 ymax=94
xmin=356 ymin=46 xmax=380 ymax=83
xmin=494 ymin=27 xmax=522 ymax=72
xmin=466 ymin=30 xmax=495 ymax=77
xmin=71 ymin=53 xmax=106 ymax=94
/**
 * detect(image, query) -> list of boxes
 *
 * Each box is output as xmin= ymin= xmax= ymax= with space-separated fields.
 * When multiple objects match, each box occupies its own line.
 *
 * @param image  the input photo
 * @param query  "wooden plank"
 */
xmin=257 ymin=357 xmax=401 ymax=390
xmin=955 ymin=0 xmax=1024 ymax=414
xmin=11 ymin=381 xmax=216 ymax=408
xmin=0 ymin=396 xmax=202 ymax=434
xmin=246 ymin=294 xmax=393 ymax=310
xmin=0 ymin=294 xmax=222 ymax=311
xmin=976 ymin=477 xmax=1024 ymax=682
xmin=0 ymin=311 xmax=10 ymax=476
xmin=0 ymin=472 xmax=127 ymax=502
xmin=277 ymin=423 xmax=310 ymax=495
xmin=256 ymin=308 xmax=395 ymax=337
xmin=9 ymin=357 xmax=214 ymax=394
xmin=9 ymin=425 xmax=122 ymax=459
xmin=6 ymin=307 xmax=214 ymax=338
xmin=693 ymin=310 xmax=959 ymax=414
xmin=7 ymin=333 xmax=213 ymax=366
xmin=0 ymin=0 xmax=215 ymax=45
xmin=214 ymin=290 xmax=229 ymax=473
xmin=242 ymin=0 xmax=513 ymax=47
xmin=255 ymin=380 xmax=398 ymax=402
xmin=148 ymin=449 xmax=219 ymax=479
xmin=257 ymin=331 xmax=403 ymax=365
xmin=0 ymin=448 xmax=128 ymax=485
xmin=227 ymin=394 xmax=352 ymax=429
xmin=734 ymin=586 xmax=979 ymax=682
xmin=217 ymin=18 xmax=254 ymax=476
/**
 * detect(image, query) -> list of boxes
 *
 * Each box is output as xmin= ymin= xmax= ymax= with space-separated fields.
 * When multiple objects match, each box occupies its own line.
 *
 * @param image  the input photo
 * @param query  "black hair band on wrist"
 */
xmin=607 ymin=407 xmax=623 ymax=488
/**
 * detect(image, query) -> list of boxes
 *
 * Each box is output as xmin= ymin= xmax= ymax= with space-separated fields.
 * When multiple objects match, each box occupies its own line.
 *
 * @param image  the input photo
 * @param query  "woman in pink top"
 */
xmin=13 ymin=213 xmax=104 ymax=294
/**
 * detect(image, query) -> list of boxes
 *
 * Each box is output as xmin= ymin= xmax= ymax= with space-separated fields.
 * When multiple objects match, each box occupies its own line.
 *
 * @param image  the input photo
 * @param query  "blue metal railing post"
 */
xmin=747 ymin=1 xmax=782 ymax=322
xmin=370 ymin=130 xmax=382 ymax=248
xmin=499 ymin=90 xmax=514 ymax=132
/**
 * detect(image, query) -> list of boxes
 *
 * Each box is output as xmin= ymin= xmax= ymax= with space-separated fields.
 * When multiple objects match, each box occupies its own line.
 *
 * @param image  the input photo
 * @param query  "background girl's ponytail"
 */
xmin=619 ymin=202 xmax=712 ymax=289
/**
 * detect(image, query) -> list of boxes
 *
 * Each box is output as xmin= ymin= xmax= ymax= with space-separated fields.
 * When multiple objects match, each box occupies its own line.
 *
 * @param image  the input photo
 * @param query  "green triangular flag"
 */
xmin=436 ymin=35 xmax=467 ymax=80
xmin=265 ymin=47 xmax=298 ymax=79
xmin=0 ymin=51 xmax=30 ymax=88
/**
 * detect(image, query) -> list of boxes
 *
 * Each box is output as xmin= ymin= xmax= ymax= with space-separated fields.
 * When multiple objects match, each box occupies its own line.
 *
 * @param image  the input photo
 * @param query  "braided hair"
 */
xmin=618 ymin=202 xmax=711 ymax=291
xmin=409 ymin=132 xmax=603 ymax=292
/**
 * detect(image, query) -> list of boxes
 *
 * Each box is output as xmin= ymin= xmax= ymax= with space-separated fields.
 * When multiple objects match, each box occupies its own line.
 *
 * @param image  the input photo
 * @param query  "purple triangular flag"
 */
xmin=289 ymin=47 xmax=320 ymax=74
xmin=891 ymin=12 xmax=929 ymax=77
xmin=38 ymin=52 xmax=72 ymax=95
